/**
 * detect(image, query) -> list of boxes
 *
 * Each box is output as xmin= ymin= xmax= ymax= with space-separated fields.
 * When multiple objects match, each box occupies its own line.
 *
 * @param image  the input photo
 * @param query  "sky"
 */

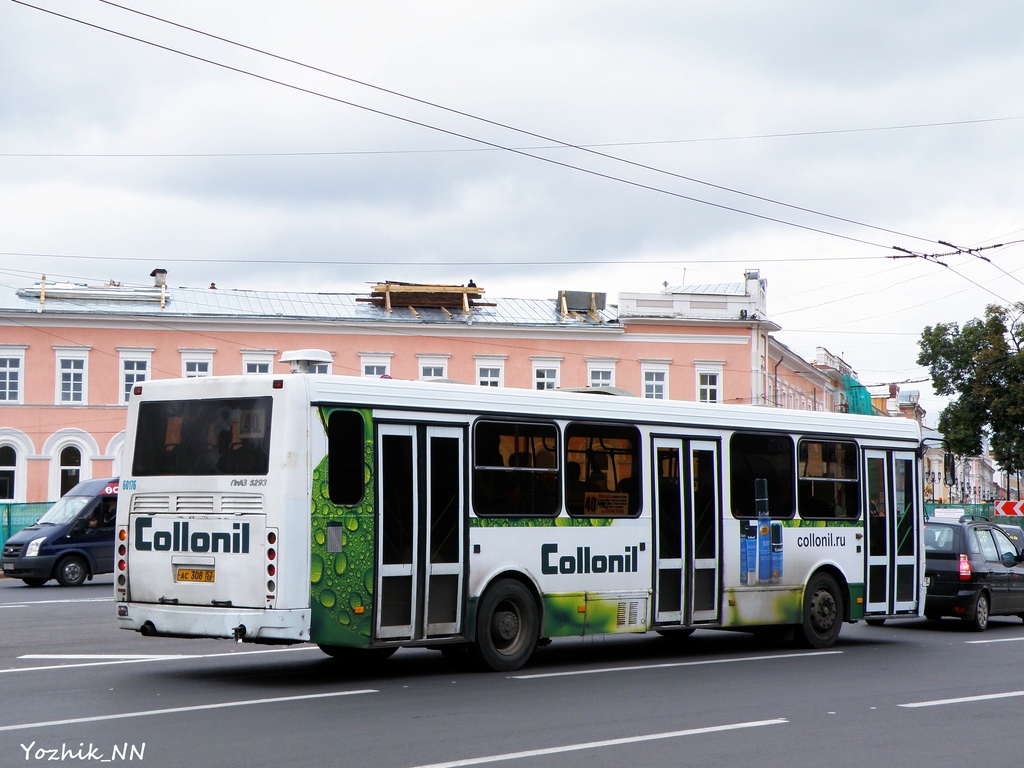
xmin=3 ymin=1 xmax=1024 ymax=426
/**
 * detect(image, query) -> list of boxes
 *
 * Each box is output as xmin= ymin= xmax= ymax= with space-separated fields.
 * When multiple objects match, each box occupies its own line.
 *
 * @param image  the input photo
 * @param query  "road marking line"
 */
xmin=407 ymin=718 xmax=788 ymax=768
xmin=20 ymin=654 xmax=190 ymax=660
xmin=0 ymin=689 xmax=377 ymax=733
xmin=1 ymin=597 xmax=111 ymax=605
xmin=964 ymin=636 xmax=1024 ymax=644
xmin=511 ymin=650 xmax=842 ymax=679
xmin=900 ymin=690 xmax=1024 ymax=708
xmin=2 ymin=644 xmax=319 ymax=674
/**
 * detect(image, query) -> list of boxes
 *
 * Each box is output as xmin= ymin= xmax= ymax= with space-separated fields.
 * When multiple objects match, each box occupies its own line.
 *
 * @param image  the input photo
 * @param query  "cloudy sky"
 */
xmin=3 ymin=1 xmax=1024 ymax=424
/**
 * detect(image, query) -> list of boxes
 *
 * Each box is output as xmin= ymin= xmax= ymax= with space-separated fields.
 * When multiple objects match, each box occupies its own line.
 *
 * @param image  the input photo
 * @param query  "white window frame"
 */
xmin=475 ymin=355 xmax=506 ymax=387
xmin=531 ymin=356 xmax=562 ymax=391
xmin=0 ymin=346 xmax=27 ymax=405
xmin=695 ymin=361 xmax=724 ymax=404
xmin=641 ymin=360 xmax=670 ymax=400
xmin=586 ymin=358 xmax=616 ymax=389
xmin=359 ymin=352 xmax=393 ymax=378
xmin=309 ymin=362 xmax=332 ymax=375
xmin=0 ymin=429 xmax=32 ymax=502
xmin=119 ymin=347 xmax=153 ymax=404
xmin=54 ymin=346 xmax=90 ymax=405
xmin=180 ymin=349 xmax=215 ymax=378
xmin=417 ymin=354 xmax=450 ymax=381
xmin=242 ymin=350 xmax=276 ymax=375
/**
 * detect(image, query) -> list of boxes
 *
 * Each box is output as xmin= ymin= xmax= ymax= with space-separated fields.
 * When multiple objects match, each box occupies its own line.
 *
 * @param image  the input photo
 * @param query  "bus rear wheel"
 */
xmin=473 ymin=579 xmax=538 ymax=672
xmin=796 ymin=573 xmax=843 ymax=648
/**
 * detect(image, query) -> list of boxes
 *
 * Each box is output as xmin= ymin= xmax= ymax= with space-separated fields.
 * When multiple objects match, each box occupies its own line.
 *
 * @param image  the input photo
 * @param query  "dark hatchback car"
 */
xmin=924 ymin=519 xmax=1024 ymax=630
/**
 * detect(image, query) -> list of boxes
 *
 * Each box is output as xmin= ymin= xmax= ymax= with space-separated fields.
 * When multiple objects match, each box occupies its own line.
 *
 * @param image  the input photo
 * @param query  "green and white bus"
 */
xmin=115 ymin=355 xmax=924 ymax=671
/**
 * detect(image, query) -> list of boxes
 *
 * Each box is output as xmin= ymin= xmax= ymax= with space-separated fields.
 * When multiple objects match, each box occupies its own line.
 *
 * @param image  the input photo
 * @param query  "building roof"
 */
xmin=1 ymin=280 xmax=619 ymax=328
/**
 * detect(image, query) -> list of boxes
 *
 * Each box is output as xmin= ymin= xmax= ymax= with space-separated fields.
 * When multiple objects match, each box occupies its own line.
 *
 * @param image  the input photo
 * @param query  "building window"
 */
xmin=242 ymin=351 xmax=276 ymax=375
xmin=641 ymin=361 xmax=669 ymax=400
xmin=0 ymin=445 xmax=15 ymax=500
xmin=60 ymin=445 xmax=81 ymax=496
xmin=181 ymin=349 xmax=214 ymax=378
xmin=418 ymin=355 xmax=450 ymax=381
xmin=586 ymin=358 xmax=617 ymax=389
xmin=55 ymin=347 xmax=90 ymax=405
xmin=532 ymin=357 xmax=562 ymax=391
xmin=123 ymin=360 xmax=147 ymax=401
xmin=475 ymin=356 xmax=506 ymax=387
xmin=695 ymin=362 xmax=724 ymax=404
xmin=359 ymin=353 xmax=392 ymax=378
xmin=0 ymin=350 xmax=24 ymax=404
xmin=310 ymin=362 xmax=331 ymax=374
xmin=119 ymin=349 xmax=153 ymax=403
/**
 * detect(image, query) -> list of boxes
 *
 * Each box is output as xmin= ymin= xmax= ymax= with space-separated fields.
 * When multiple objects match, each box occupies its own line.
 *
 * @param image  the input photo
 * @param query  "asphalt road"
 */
xmin=2 ymin=575 xmax=1022 ymax=768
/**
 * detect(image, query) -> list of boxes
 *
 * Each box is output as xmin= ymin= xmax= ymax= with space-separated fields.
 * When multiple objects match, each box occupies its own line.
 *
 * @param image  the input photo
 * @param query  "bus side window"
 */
xmin=564 ymin=423 xmax=640 ymax=517
xmin=729 ymin=432 xmax=795 ymax=519
xmin=327 ymin=410 xmax=366 ymax=506
xmin=473 ymin=420 xmax=559 ymax=517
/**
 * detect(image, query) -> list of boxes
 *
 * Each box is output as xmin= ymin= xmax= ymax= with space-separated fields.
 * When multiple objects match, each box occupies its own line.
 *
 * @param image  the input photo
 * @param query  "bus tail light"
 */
xmin=959 ymin=554 xmax=972 ymax=580
xmin=265 ymin=528 xmax=278 ymax=607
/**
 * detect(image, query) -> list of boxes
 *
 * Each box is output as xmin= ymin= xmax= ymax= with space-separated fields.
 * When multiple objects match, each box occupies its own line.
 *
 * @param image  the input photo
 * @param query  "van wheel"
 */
xmin=472 ymin=579 xmax=538 ymax=672
xmin=796 ymin=573 xmax=843 ymax=648
xmin=55 ymin=556 xmax=88 ymax=587
xmin=21 ymin=578 xmax=47 ymax=587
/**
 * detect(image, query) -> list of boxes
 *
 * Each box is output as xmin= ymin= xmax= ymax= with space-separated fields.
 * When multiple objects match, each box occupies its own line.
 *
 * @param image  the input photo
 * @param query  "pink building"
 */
xmin=0 ymin=268 xmax=853 ymax=502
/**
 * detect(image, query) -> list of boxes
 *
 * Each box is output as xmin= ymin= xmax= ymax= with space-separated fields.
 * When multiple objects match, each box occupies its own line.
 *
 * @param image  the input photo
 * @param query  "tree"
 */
xmin=918 ymin=302 xmax=1024 ymax=473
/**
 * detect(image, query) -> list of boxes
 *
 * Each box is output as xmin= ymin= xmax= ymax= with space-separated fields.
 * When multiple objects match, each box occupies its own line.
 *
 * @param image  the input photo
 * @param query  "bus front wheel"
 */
xmin=473 ymin=579 xmax=538 ymax=672
xmin=796 ymin=572 xmax=843 ymax=648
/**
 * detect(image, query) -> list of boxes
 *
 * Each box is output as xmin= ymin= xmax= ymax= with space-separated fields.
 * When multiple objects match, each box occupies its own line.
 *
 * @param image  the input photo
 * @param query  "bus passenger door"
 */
xmin=376 ymin=424 xmax=465 ymax=642
xmin=864 ymin=449 xmax=920 ymax=615
xmin=653 ymin=438 xmax=720 ymax=626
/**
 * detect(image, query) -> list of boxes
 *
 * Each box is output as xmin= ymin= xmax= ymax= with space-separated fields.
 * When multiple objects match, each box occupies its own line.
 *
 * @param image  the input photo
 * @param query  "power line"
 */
xmin=11 ymin=0 xmax=929 ymax=251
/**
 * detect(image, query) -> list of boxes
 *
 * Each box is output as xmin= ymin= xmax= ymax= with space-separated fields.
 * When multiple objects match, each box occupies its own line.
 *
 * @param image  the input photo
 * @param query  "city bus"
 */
xmin=115 ymin=354 xmax=924 ymax=671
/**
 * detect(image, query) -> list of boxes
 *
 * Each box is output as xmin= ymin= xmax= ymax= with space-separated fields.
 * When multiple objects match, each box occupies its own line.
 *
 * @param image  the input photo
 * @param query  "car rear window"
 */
xmin=924 ymin=524 xmax=956 ymax=552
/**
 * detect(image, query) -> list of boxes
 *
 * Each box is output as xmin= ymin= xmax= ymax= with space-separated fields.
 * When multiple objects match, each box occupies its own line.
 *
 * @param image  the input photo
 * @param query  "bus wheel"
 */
xmin=796 ymin=573 xmax=843 ymax=648
xmin=55 ymin=556 xmax=88 ymax=587
xmin=473 ymin=579 xmax=538 ymax=672
xmin=317 ymin=645 xmax=397 ymax=663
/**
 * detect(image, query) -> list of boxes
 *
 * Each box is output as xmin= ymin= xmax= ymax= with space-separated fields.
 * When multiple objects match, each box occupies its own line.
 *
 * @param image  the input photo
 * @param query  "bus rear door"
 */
xmin=653 ymin=437 xmax=721 ymax=626
xmin=864 ymin=449 xmax=921 ymax=616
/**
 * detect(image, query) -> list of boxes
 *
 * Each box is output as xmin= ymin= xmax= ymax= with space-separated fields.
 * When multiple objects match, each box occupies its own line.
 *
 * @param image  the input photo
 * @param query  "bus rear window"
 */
xmin=132 ymin=397 xmax=273 ymax=476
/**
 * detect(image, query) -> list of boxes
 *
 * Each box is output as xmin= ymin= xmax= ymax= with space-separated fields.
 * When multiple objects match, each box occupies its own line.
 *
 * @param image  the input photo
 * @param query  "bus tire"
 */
xmin=317 ymin=645 xmax=397 ymax=663
xmin=472 ymin=579 xmax=538 ymax=672
xmin=55 ymin=555 xmax=88 ymax=587
xmin=796 ymin=572 xmax=843 ymax=648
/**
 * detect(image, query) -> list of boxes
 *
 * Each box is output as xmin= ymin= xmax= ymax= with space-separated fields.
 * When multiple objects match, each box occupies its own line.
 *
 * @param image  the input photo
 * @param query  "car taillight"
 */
xmin=959 ymin=553 xmax=972 ymax=580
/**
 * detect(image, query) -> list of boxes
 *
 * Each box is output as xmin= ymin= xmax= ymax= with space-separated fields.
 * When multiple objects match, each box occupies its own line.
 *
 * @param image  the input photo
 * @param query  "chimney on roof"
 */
xmin=150 ymin=268 xmax=167 ymax=288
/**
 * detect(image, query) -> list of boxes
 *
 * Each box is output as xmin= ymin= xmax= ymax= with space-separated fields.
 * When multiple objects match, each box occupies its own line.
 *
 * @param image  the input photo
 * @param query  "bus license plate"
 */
xmin=176 ymin=568 xmax=215 ymax=583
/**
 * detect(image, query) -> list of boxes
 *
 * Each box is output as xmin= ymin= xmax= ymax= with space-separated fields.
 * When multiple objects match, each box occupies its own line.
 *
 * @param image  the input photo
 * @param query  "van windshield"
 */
xmin=35 ymin=495 xmax=93 ymax=526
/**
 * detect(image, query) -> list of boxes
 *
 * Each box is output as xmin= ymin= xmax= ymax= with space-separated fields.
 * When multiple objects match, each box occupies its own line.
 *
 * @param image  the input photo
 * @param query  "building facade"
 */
xmin=0 ymin=268 xmax=858 ymax=502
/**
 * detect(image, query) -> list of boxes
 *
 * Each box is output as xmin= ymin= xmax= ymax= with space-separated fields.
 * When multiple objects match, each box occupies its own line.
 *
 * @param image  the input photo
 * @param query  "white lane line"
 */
xmin=900 ymin=690 xmax=1024 ymax=708
xmin=1 ymin=597 xmax=111 ymax=605
xmin=511 ymin=650 xmax=843 ymax=679
xmin=0 ymin=689 xmax=377 ymax=733
xmin=964 ymin=636 xmax=1024 ymax=644
xmin=408 ymin=718 xmax=789 ymax=768
xmin=20 ymin=654 xmax=189 ymax=660
xmin=2 ymin=644 xmax=319 ymax=674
